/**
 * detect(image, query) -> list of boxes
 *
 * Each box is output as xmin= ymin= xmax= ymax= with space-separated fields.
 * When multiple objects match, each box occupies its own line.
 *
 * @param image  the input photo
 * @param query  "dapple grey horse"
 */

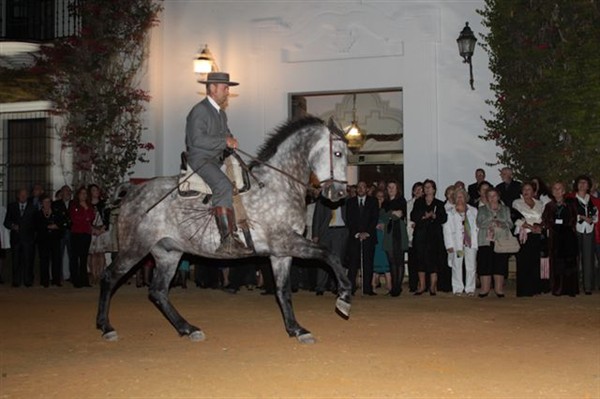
xmin=96 ymin=117 xmax=352 ymax=344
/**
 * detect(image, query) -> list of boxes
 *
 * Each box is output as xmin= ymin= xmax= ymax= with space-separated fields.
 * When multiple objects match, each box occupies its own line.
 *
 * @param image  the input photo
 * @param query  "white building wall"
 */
xmin=133 ymin=0 xmax=500 ymax=195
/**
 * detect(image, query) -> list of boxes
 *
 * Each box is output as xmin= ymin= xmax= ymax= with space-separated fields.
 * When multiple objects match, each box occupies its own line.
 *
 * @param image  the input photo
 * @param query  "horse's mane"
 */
xmin=249 ymin=116 xmax=325 ymax=167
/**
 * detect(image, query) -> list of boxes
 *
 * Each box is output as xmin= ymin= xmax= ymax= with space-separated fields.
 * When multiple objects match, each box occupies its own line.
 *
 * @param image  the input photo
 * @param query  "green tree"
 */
xmin=40 ymin=0 xmax=163 ymax=195
xmin=478 ymin=0 xmax=600 ymax=185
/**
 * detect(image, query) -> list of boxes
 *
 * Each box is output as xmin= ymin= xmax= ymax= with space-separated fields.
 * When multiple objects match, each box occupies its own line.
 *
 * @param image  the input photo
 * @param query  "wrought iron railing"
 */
xmin=1 ymin=0 xmax=80 ymax=42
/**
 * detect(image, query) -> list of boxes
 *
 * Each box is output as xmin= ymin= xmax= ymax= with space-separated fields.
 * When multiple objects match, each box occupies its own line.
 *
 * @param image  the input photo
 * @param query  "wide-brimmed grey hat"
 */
xmin=198 ymin=72 xmax=239 ymax=86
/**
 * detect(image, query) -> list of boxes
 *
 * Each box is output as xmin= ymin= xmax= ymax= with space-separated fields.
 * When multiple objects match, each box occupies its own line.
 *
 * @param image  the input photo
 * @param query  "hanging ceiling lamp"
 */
xmin=344 ymin=93 xmax=366 ymax=152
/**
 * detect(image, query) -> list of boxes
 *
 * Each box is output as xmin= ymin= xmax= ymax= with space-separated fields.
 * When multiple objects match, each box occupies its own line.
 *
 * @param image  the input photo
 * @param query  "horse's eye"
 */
xmin=334 ymin=151 xmax=342 ymax=158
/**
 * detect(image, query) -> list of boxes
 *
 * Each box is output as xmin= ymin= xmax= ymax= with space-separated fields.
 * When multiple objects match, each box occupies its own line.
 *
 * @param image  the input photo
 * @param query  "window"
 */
xmin=1 ymin=115 xmax=52 ymax=203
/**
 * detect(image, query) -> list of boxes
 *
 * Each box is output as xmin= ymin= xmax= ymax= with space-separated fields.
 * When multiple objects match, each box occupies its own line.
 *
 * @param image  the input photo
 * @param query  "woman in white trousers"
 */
xmin=444 ymin=189 xmax=479 ymax=296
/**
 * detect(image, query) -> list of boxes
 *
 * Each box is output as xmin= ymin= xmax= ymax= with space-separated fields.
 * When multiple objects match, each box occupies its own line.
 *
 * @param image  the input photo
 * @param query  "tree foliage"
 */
xmin=478 ymin=0 xmax=600 ymax=185
xmin=39 ymin=0 xmax=163 ymax=195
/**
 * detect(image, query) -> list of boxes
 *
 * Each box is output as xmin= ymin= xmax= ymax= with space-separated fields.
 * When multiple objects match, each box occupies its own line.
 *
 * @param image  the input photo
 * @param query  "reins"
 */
xmin=144 ymin=128 xmax=346 ymax=213
xmin=235 ymin=148 xmax=313 ymax=190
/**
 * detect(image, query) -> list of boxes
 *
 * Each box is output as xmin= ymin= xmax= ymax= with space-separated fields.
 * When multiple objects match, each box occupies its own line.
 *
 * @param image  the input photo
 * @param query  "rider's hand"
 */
xmin=226 ymin=136 xmax=238 ymax=149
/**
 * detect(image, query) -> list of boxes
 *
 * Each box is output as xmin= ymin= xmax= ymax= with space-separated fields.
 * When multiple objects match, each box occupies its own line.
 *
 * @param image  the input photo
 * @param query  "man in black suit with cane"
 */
xmin=346 ymin=181 xmax=379 ymax=295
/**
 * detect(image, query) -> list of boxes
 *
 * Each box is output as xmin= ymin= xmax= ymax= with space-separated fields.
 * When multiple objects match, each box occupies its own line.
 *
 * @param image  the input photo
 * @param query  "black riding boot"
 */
xmin=214 ymin=207 xmax=253 ymax=256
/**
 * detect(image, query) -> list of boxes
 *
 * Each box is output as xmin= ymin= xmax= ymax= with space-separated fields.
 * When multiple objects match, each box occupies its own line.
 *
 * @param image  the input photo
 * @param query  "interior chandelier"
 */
xmin=344 ymin=93 xmax=366 ymax=152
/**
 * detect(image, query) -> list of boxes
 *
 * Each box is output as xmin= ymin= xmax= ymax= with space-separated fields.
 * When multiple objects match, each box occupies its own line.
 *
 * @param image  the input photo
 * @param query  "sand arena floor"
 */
xmin=0 ymin=282 xmax=598 ymax=398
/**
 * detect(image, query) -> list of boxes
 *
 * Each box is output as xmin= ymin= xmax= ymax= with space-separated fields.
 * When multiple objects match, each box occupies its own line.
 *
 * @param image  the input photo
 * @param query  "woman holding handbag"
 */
xmin=512 ymin=182 xmax=545 ymax=297
xmin=476 ymin=188 xmax=513 ymax=297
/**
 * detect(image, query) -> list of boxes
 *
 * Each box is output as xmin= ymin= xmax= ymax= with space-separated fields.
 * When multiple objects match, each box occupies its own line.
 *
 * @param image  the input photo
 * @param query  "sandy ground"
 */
xmin=0 ymin=282 xmax=599 ymax=399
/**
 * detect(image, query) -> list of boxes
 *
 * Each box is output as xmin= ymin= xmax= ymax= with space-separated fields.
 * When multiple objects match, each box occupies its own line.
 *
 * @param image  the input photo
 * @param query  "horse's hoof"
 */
xmin=335 ymin=298 xmax=351 ymax=320
xmin=102 ymin=331 xmax=119 ymax=342
xmin=297 ymin=333 xmax=316 ymax=344
xmin=189 ymin=330 xmax=206 ymax=342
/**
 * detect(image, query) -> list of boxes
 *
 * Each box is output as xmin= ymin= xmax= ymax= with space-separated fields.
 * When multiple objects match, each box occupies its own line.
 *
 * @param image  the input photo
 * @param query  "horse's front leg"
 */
xmin=281 ymin=233 xmax=352 ymax=319
xmin=270 ymin=255 xmax=315 ymax=344
xmin=149 ymin=242 xmax=204 ymax=342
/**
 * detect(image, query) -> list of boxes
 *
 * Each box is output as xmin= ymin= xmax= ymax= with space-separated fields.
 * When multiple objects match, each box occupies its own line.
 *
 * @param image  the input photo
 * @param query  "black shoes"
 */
xmin=478 ymin=292 xmax=489 ymax=298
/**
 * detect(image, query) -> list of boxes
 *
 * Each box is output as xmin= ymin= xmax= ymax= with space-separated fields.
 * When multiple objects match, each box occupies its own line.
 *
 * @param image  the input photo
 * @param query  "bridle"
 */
xmin=236 ymin=127 xmax=348 ymax=192
xmin=317 ymin=128 xmax=348 ymax=189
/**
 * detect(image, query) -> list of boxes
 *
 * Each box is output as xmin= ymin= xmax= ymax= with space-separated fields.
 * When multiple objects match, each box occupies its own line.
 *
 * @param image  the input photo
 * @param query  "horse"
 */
xmin=96 ymin=116 xmax=352 ymax=344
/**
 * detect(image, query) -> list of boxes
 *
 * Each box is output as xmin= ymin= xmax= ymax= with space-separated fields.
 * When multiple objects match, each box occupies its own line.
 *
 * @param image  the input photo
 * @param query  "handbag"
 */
xmin=493 ymin=234 xmax=520 ymax=254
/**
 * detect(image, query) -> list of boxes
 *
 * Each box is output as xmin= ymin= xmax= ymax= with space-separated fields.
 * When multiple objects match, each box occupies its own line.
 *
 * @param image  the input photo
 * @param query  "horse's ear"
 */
xmin=326 ymin=117 xmax=347 ymax=142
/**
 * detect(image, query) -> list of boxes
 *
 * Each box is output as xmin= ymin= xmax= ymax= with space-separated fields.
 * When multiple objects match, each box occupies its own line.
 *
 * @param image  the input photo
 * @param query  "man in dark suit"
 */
xmin=312 ymin=194 xmax=347 ymax=295
xmin=4 ymin=188 xmax=36 ymax=287
xmin=467 ymin=168 xmax=486 ymax=206
xmin=185 ymin=71 xmax=251 ymax=256
xmin=496 ymin=167 xmax=522 ymax=208
xmin=346 ymin=181 xmax=379 ymax=295
xmin=53 ymin=185 xmax=73 ymax=283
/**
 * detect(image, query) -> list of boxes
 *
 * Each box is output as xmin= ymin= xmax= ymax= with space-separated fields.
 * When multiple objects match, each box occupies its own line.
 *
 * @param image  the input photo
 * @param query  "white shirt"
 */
xmin=575 ymin=194 xmax=597 ymax=234
xmin=357 ymin=196 xmax=366 ymax=207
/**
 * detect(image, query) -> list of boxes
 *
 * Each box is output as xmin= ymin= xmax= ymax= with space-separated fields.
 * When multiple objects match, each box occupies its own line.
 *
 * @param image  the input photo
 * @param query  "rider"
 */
xmin=185 ymin=72 xmax=252 ymax=256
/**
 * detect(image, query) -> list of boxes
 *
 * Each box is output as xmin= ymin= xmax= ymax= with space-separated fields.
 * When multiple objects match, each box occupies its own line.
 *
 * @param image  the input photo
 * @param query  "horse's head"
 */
xmin=309 ymin=118 xmax=348 ymax=202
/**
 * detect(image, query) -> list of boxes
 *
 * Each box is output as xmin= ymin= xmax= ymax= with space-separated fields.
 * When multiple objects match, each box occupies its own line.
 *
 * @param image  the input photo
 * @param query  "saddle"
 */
xmin=178 ymin=151 xmax=251 ymax=202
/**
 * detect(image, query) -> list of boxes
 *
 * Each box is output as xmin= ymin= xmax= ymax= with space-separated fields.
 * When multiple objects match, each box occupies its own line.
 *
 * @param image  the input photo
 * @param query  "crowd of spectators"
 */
xmin=2 ymin=168 xmax=599 ymax=300
xmin=203 ymin=168 xmax=599 ymax=298
xmin=1 ymin=184 xmax=111 ymax=288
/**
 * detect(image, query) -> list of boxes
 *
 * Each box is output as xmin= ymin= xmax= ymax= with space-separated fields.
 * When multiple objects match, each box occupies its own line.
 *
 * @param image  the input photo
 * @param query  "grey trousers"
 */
xmin=316 ymin=227 xmax=348 ymax=293
xmin=196 ymin=160 xmax=233 ymax=208
xmin=578 ymin=232 xmax=596 ymax=292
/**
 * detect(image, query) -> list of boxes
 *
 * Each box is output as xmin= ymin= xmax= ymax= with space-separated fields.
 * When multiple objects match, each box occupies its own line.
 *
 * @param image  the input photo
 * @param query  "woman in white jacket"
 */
xmin=444 ymin=188 xmax=479 ymax=296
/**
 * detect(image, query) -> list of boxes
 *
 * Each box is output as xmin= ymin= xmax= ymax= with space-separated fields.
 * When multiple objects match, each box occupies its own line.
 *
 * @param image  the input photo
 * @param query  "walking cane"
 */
xmin=360 ymin=238 xmax=365 ymax=296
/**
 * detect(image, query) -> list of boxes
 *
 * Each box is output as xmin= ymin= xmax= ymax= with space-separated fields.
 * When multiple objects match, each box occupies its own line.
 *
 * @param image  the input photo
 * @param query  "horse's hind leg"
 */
xmin=96 ymin=254 xmax=141 ymax=341
xmin=270 ymin=255 xmax=315 ymax=344
xmin=149 ymin=241 xmax=204 ymax=341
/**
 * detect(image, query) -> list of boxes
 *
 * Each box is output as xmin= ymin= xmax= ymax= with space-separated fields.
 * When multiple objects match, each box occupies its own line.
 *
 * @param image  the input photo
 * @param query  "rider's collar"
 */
xmin=207 ymin=96 xmax=221 ymax=112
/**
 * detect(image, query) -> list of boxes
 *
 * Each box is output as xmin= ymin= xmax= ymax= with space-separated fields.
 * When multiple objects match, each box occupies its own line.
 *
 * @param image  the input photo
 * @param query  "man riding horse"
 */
xmin=185 ymin=72 xmax=252 ymax=256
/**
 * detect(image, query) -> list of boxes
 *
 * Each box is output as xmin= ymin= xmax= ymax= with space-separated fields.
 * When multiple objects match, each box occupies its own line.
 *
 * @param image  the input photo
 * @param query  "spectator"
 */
xmin=573 ymin=175 xmax=598 ymax=295
xmin=468 ymin=168 xmax=486 ymax=206
xmin=0 ymin=205 xmax=9 ymax=284
xmin=475 ymin=181 xmax=492 ymax=208
xmin=542 ymin=182 xmax=579 ymax=296
xmin=411 ymin=179 xmax=448 ymax=295
xmin=382 ymin=180 xmax=408 ymax=297
xmin=35 ymin=195 xmax=64 ymax=287
xmin=347 ymin=185 xmax=357 ymax=198
xmin=30 ymin=183 xmax=45 ymax=211
xmin=346 ymin=181 xmax=379 ymax=295
xmin=454 ymin=181 xmax=466 ymax=190
xmin=444 ymin=188 xmax=478 ymax=296
xmin=513 ymin=182 xmax=544 ymax=297
xmin=69 ymin=187 xmax=95 ymax=288
xmin=531 ymin=176 xmax=552 ymax=206
xmin=3 ymin=188 xmax=36 ymax=287
xmin=444 ymin=185 xmax=456 ymax=212
xmin=312 ymin=194 xmax=347 ymax=296
xmin=593 ymin=193 xmax=600 ymax=289
xmin=53 ymin=185 xmax=73 ymax=283
xmin=406 ymin=182 xmax=424 ymax=292
xmin=496 ymin=167 xmax=522 ymax=207
xmin=88 ymin=184 xmax=110 ymax=285
xmin=372 ymin=189 xmax=391 ymax=293
xmin=476 ymin=188 xmax=512 ymax=297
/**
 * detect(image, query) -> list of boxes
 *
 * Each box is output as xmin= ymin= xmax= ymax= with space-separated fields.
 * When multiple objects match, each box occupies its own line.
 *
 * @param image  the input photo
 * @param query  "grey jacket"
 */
xmin=476 ymin=203 xmax=514 ymax=247
xmin=185 ymin=97 xmax=232 ymax=169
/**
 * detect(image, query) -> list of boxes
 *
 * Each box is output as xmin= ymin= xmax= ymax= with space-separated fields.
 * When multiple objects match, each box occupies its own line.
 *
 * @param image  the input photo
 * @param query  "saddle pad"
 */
xmin=178 ymin=164 xmax=212 ymax=198
xmin=178 ymin=153 xmax=248 ymax=198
